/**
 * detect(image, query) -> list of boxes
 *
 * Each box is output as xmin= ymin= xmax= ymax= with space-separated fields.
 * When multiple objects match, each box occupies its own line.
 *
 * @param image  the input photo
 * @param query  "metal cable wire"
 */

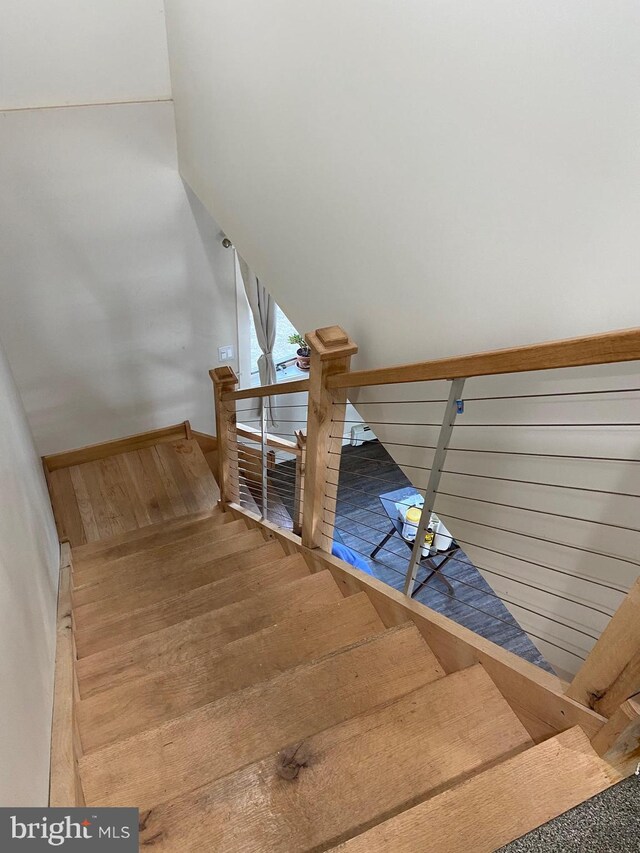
xmin=327 ymin=467 xmax=424 ymax=489
xmin=266 ymin=478 xmax=297 ymax=498
xmin=430 ymin=570 xmax=600 ymax=641
xmin=334 ymin=480 xmax=426 ymax=501
xmin=420 ymin=583 xmax=588 ymax=662
xmin=339 ymin=439 xmax=437 ymax=451
xmin=435 ymin=490 xmax=640 ymax=534
xmin=320 ymin=522 xmax=409 ymax=578
xmin=437 ymin=513 xmax=640 ymax=568
xmin=452 ymin=536 xmax=629 ymax=594
xmin=231 ymin=453 xmax=283 ymax=464
xmin=241 ymin=483 xmax=295 ymax=500
xmin=440 ymin=468 xmax=640 ymax=499
xmin=322 ymin=510 xmax=403 ymax=546
xmin=322 ymin=510 xmax=410 ymax=555
xmin=236 ymin=398 xmax=308 ymax=409
xmin=267 ymin=485 xmax=298 ymax=507
xmin=443 ymin=446 xmax=640 ymax=464
xmin=324 ymin=495 xmax=402 ymax=523
xmin=326 ymin=519 xmax=589 ymax=659
xmin=326 ymin=509 xmax=601 ymax=638
xmin=235 ymin=461 xmax=298 ymax=490
xmin=330 ymin=419 xmax=443 ymax=427
xmin=327 ymin=524 xmax=412 ymax=565
xmin=454 ymin=422 xmax=640 ymax=428
xmin=461 ymin=562 xmax=617 ymax=618
xmin=322 ymin=507 xmax=617 ymax=617
xmin=229 ymin=451 xmax=299 ymax=468
xmin=463 ymin=387 xmax=640 ymax=402
xmin=342 ymin=398 xmax=449 ymax=405
xmin=328 ymin=448 xmax=434 ymax=472
xmin=269 ymin=472 xmax=299 ymax=487
xmin=229 ymin=432 xmax=300 ymax=450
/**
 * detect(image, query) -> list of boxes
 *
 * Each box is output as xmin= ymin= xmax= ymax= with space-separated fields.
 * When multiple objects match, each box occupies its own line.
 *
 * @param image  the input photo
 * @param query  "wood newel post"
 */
xmin=210 ymin=366 xmax=239 ymax=508
xmin=302 ymin=326 xmax=358 ymax=551
xmin=293 ymin=430 xmax=307 ymax=536
xmin=566 ymin=576 xmax=640 ymax=717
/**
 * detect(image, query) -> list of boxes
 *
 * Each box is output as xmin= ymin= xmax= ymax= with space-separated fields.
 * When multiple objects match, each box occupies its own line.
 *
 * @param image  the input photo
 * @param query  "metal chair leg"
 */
xmin=370 ymin=525 xmax=396 ymax=559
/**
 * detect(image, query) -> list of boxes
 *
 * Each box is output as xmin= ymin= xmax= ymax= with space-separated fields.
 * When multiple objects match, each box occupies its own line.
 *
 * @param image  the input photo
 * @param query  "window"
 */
xmin=249 ymin=304 xmax=307 ymax=384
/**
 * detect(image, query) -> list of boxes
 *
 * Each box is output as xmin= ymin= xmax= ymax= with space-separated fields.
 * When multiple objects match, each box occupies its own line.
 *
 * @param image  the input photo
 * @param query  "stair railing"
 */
xmin=212 ymin=325 xmax=640 ymax=728
xmin=210 ymin=368 xmax=309 ymax=531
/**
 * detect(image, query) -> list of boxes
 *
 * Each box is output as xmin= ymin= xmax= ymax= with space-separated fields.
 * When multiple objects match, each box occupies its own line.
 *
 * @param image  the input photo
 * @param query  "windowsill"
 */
xmin=250 ymin=363 xmax=310 ymax=387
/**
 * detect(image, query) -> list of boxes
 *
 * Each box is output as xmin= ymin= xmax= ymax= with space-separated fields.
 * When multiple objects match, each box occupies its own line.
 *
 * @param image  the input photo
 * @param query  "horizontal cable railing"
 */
xmin=212 ymin=325 xmax=640 ymax=718
xmin=210 ymin=370 xmax=308 ymax=535
xmin=317 ymin=352 xmax=640 ymax=682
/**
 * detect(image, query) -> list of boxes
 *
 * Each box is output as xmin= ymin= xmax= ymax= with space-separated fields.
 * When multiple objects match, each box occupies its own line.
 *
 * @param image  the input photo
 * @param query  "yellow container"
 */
xmin=402 ymin=507 xmax=435 ymax=555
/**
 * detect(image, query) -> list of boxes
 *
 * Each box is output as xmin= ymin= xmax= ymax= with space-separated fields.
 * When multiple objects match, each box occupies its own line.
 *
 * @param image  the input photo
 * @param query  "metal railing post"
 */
xmin=403 ymin=377 xmax=466 ymax=596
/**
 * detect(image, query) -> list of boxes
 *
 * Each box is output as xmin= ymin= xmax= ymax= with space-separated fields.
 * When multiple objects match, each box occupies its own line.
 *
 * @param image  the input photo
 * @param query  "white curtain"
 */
xmin=238 ymin=254 xmax=278 ymax=427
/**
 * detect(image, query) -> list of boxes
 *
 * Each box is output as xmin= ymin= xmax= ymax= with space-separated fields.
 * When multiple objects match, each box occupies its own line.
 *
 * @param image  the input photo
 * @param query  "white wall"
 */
xmin=0 ymin=2 xmax=238 ymax=454
xmin=0 ymin=0 xmax=171 ymax=108
xmin=164 ymin=0 xmax=640 ymax=678
xmin=0 ymin=337 xmax=59 ymax=805
xmin=165 ymin=0 xmax=639 ymax=358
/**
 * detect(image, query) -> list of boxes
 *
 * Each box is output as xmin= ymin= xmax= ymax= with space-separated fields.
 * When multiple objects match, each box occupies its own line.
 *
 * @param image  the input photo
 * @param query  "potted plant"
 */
xmin=288 ymin=333 xmax=311 ymax=370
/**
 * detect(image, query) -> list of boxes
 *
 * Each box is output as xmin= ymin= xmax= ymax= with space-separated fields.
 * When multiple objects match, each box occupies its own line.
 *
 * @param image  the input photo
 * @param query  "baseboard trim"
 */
xmin=49 ymin=543 xmax=84 ymax=806
xmin=42 ymin=422 xmax=191 ymax=472
xmin=191 ymin=430 xmax=218 ymax=454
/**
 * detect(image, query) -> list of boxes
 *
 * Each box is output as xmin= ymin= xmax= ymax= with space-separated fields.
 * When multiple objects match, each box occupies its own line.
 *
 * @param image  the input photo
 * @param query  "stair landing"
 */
xmin=46 ymin=437 xmax=219 ymax=546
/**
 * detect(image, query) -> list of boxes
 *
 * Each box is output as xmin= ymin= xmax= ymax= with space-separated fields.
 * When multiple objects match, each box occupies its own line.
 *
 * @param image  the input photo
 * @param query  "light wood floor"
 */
xmin=47 ymin=439 xmax=220 ymax=547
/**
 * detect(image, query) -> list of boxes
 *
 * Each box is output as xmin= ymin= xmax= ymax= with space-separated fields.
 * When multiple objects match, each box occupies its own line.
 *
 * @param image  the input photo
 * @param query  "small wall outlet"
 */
xmin=218 ymin=345 xmax=235 ymax=362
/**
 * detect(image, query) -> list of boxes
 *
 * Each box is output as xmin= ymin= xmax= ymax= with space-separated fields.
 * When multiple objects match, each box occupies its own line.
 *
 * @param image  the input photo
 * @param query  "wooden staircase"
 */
xmin=66 ymin=497 xmax=617 ymax=850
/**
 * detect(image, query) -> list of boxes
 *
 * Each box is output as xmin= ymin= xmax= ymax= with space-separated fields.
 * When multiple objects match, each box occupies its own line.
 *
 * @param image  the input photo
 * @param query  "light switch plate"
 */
xmin=218 ymin=345 xmax=235 ymax=362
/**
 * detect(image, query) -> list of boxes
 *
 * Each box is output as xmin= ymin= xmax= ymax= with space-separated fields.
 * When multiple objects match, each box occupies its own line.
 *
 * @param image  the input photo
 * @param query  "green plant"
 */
xmin=288 ymin=333 xmax=310 ymax=355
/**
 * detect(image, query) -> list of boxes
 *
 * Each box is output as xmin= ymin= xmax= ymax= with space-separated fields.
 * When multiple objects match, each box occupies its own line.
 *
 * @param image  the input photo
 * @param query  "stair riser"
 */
xmin=73 ymin=537 xmax=282 ymax=620
xmin=79 ymin=626 xmax=443 ymax=810
xmin=71 ymin=528 xmax=265 ymax=607
xmin=72 ymin=518 xmax=249 ymax=587
xmin=71 ymin=510 xmax=230 ymax=564
xmin=135 ymin=665 xmax=533 ymax=851
xmin=74 ymin=555 xmax=310 ymax=657
xmin=77 ymin=593 xmax=386 ymax=752
xmin=76 ymin=571 xmax=344 ymax=698
xmin=331 ymin=727 xmax=616 ymax=853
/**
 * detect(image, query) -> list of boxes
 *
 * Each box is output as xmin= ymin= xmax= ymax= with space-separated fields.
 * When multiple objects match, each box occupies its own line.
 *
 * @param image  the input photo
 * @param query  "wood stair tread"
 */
xmin=79 ymin=623 xmax=445 ymax=809
xmin=74 ymin=552 xmax=311 ymax=657
xmin=77 ymin=592 xmax=387 ymax=752
xmin=70 ymin=508 xmax=229 ymax=565
xmin=71 ymin=517 xmax=250 ymax=588
xmin=134 ymin=663 xmax=533 ymax=851
xmin=330 ymin=726 xmax=617 ymax=853
xmin=76 ymin=570 xmax=345 ymax=698
xmin=72 ymin=533 xmax=281 ymax=612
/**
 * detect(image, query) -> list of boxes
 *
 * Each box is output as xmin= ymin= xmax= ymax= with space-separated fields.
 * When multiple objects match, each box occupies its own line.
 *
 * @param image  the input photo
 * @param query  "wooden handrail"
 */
xmin=222 ymin=378 xmax=310 ymax=402
xmin=236 ymin=423 xmax=301 ymax=455
xmin=326 ymin=327 xmax=640 ymax=390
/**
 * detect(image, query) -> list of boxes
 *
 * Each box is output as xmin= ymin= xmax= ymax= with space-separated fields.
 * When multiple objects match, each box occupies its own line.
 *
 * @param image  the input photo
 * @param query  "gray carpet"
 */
xmin=499 ymin=775 xmax=640 ymax=852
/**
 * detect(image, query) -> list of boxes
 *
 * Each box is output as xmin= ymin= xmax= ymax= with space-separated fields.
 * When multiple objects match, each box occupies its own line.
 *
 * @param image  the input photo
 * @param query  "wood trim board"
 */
xmin=49 ymin=544 xmax=83 ymax=806
xmin=43 ymin=423 xmax=191 ymax=472
xmin=327 ymin=326 xmax=640 ymax=389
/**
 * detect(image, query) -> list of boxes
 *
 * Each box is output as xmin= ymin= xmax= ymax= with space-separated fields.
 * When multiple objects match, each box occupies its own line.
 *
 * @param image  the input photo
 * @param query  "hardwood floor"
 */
xmin=47 ymin=439 xmax=220 ymax=547
xmin=274 ymin=441 xmax=553 ymax=673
